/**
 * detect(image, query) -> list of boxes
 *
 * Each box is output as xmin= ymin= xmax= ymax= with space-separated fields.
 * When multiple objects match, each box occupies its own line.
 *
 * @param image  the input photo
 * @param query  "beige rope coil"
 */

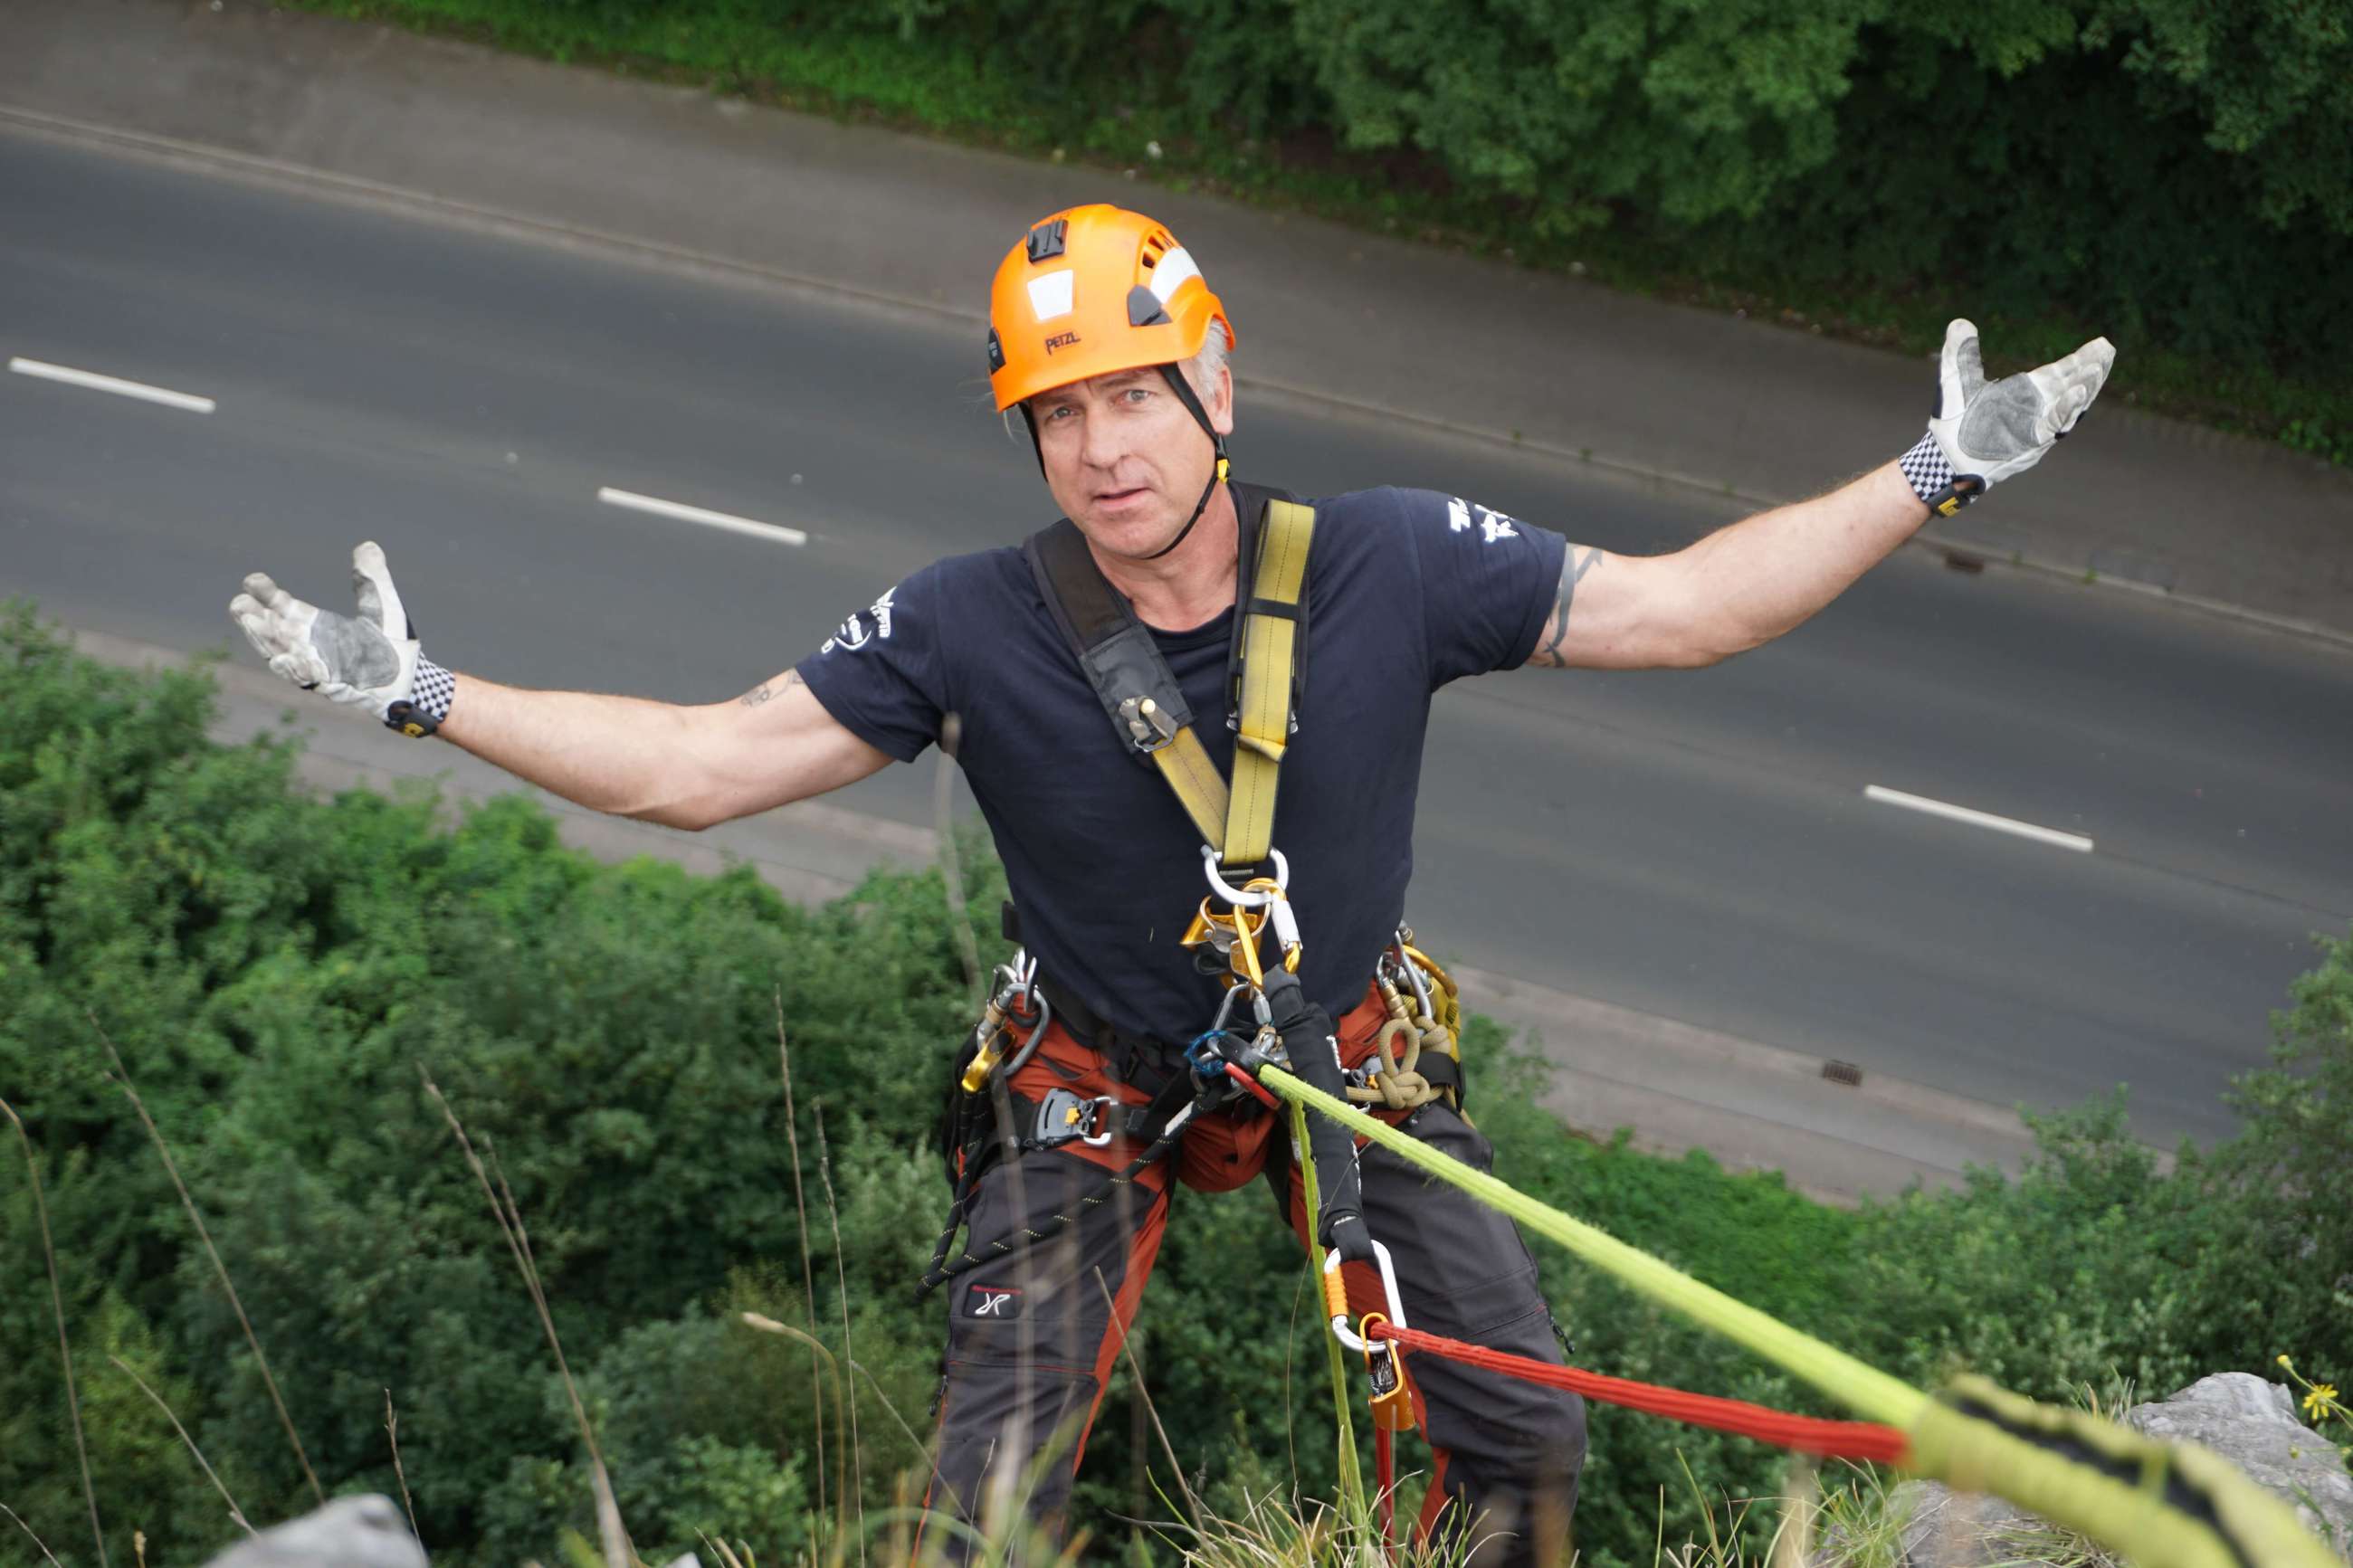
xmin=1348 ymin=981 xmax=1448 ymax=1110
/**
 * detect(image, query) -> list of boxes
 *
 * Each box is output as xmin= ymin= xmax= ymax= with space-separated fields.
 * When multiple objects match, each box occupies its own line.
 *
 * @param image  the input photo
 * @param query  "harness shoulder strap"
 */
xmin=1022 ymin=487 xmax=1314 ymax=866
xmin=1223 ymin=496 xmax=1314 ymax=867
xmin=1024 ymin=518 xmax=1228 ymax=845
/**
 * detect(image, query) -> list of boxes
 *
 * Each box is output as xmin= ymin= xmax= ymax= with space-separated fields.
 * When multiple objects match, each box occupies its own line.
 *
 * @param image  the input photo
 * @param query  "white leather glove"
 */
xmin=1900 ymin=318 xmax=2116 ymax=517
xmin=228 ymin=542 xmax=455 ymax=736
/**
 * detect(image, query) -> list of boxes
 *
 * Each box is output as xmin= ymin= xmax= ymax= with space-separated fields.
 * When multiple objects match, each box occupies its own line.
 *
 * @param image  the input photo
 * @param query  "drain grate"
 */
xmin=1821 ymin=1060 xmax=1864 ymax=1088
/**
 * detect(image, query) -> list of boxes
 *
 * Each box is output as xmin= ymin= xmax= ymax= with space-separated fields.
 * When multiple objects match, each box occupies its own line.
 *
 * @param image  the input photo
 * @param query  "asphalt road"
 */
xmin=5 ymin=128 xmax=2347 ymax=1147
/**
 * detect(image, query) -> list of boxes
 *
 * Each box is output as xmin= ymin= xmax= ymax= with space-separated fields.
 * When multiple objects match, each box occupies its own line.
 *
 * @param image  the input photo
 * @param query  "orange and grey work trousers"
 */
xmin=918 ymin=984 xmax=1586 ymax=1565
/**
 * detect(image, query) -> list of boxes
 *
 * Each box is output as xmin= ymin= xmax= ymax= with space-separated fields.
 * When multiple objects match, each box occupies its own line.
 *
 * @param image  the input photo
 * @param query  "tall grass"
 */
xmin=5 ymin=1094 xmax=108 ymax=1568
xmin=421 ymin=1069 xmax=634 ymax=1568
xmin=98 ymin=1028 xmax=323 ymax=1508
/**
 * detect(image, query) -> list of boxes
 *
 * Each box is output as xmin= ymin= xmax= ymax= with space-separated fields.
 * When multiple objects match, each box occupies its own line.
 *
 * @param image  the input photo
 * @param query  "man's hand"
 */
xmin=229 ymin=542 xmax=452 ymax=735
xmin=1906 ymin=319 xmax=2115 ymax=514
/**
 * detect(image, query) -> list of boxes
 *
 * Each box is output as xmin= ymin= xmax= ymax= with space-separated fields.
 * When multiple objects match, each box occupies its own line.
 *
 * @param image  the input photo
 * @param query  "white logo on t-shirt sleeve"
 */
xmin=1446 ymin=496 xmax=1519 ymax=544
xmin=821 ymin=584 xmax=899 ymax=654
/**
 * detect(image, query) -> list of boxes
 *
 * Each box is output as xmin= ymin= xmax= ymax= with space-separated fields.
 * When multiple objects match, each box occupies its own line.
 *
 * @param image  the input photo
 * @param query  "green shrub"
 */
xmin=5 ymin=604 xmax=2347 ymax=1568
xmin=2197 ymin=929 xmax=2353 ymax=1375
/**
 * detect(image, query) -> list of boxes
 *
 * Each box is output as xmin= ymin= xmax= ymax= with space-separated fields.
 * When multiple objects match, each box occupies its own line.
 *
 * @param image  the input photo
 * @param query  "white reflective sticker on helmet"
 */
xmin=1026 ymin=270 xmax=1075 ymax=322
xmin=1149 ymin=245 xmax=1201 ymax=304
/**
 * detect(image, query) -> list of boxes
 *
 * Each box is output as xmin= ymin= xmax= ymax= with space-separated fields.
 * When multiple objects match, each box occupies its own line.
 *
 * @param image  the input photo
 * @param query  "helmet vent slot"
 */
xmin=1127 ymin=285 xmax=1173 ymax=328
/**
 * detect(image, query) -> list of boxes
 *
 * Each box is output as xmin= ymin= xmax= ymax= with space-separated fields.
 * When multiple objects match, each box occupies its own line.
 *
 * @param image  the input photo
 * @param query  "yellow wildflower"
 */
xmin=2304 ymin=1384 xmax=2339 ymax=1419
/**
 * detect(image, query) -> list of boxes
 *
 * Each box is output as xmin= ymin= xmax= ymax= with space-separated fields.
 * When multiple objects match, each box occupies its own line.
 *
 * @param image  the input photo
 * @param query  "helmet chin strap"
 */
xmin=1020 ymin=363 xmax=1231 ymax=563
xmin=1139 ymin=362 xmax=1229 ymax=561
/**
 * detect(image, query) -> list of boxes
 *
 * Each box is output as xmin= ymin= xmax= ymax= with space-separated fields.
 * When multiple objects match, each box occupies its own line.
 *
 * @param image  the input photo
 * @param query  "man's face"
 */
xmin=1032 ymin=363 xmax=1234 ymax=559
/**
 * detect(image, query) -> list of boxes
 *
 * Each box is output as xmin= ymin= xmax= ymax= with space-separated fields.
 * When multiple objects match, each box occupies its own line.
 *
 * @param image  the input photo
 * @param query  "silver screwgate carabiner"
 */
xmin=1390 ymin=929 xmax=1435 ymax=1022
xmin=1203 ymin=848 xmax=1303 ymax=971
xmin=999 ymin=948 xmax=1050 ymax=1079
xmin=1325 ymin=1239 xmax=1413 ymax=1420
xmin=1201 ymin=845 xmax=1290 ymax=908
xmin=1324 ymin=1238 xmax=1409 ymax=1350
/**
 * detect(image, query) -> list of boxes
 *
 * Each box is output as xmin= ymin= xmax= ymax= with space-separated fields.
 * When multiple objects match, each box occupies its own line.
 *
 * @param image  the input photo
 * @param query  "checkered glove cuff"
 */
xmin=412 ymin=655 xmax=456 ymax=724
xmin=1899 ymin=430 xmax=1955 ymax=508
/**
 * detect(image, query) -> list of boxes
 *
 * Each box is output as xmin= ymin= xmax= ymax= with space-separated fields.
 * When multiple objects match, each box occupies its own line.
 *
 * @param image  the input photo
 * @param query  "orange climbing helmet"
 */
xmin=986 ymin=204 xmax=1235 ymax=413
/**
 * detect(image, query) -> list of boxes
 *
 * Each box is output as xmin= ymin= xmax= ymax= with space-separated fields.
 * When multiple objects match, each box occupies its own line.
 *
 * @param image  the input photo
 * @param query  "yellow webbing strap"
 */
xmin=1259 ymin=1065 xmax=2341 ymax=1568
xmin=1220 ymin=499 xmax=1315 ymax=867
xmin=1148 ymin=725 xmax=1230 ymax=850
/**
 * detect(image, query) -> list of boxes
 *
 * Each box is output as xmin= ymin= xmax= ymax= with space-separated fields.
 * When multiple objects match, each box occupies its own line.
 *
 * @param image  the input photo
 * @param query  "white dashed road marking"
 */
xmin=1864 ymin=784 xmax=2093 ymax=853
xmin=9 ymin=356 xmax=216 ymax=413
xmin=595 ymin=485 xmax=806 ymax=547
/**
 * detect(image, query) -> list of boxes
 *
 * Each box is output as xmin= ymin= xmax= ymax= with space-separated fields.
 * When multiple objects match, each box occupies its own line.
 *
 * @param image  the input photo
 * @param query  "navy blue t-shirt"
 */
xmin=797 ymin=487 xmax=1565 ymax=1044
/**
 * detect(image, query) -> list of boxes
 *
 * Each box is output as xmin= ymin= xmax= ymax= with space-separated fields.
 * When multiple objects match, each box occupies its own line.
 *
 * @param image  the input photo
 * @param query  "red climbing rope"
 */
xmin=1367 ymin=1321 xmax=1910 ymax=1464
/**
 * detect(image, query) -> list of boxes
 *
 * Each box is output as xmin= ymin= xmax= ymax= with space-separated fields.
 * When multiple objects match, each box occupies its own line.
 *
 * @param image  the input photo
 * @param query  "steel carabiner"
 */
xmin=1201 ymin=845 xmax=1291 ymax=908
xmin=1324 ymin=1238 xmax=1410 ymax=1350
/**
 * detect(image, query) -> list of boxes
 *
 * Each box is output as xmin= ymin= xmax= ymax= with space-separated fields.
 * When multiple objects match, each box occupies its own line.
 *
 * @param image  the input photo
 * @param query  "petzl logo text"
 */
xmin=1043 ymin=331 xmax=1082 ymax=355
xmin=965 ymin=1285 xmax=1023 ymax=1319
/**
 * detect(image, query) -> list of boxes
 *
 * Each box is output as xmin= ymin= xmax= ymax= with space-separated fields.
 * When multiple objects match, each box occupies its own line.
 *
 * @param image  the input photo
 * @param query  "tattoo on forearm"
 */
xmin=738 ymin=670 xmax=805 ymax=708
xmin=1534 ymin=547 xmax=1603 ymax=664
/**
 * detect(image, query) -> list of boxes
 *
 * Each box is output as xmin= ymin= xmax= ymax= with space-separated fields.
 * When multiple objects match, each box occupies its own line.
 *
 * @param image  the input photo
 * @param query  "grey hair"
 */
xmin=1178 ymin=317 xmax=1234 ymax=401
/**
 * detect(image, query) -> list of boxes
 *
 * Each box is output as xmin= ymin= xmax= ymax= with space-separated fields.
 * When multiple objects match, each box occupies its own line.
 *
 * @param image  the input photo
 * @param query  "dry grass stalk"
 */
xmin=93 ymin=1025 xmax=324 ymax=1506
xmin=737 ymin=1308 xmax=852 ymax=1540
xmin=1767 ymin=1459 xmax=1817 ymax=1568
xmin=1 ymin=1497 xmax=65 ymax=1568
xmin=491 ymin=1141 xmax=634 ymax=1568
xmin=386 ymin=1388 xmax=424 ymax=1554
xmin=812 ymin=1102 xmax=870 ymax=1565
xmin=698 ymin=1532 xmax=752 ymax=1568
xmin=109 ymin=1354 xmax=253 ymax=1535
xmin=417 ymin=1068 xmax=633 ymax=1568
xmin=3 ymin=1095 xmax=109 ymax=1568
xmin=772 ymin=994 xmax=830 ymax=1543
xmin=848 ymin=1359 xmax=934 ymax=1478
xmin=1091 ymin=1267 xmax=1205 ymax=1530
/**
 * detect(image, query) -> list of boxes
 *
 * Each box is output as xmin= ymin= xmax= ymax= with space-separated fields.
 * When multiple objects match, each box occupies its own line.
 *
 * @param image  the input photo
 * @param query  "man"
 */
xmin=229 ymin=203 xmax=2112 ymax=1563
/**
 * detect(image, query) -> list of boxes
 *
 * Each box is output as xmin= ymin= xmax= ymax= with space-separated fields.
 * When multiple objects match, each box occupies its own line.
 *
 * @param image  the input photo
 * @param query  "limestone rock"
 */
xmin=203 ymin=1495 xmax=425 ymax=1568
xmin=1809 ymin=1373 xmax=2352 ymax=1566
xmin=1814 ymin=1479 xmax=2046 ymax=1568
xmin=2126 ymin=1372 xmax=2353 ymax=1554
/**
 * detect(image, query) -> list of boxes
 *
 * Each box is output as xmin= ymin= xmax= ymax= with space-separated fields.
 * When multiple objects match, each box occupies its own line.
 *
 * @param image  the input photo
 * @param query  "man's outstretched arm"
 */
xmin=229 ymin=545 xmax=891 ymax=831
xmin=1523 ymin=320 xmax=2114 ymax=671
xmin=437 ymin=668 xmax=891 ymax=829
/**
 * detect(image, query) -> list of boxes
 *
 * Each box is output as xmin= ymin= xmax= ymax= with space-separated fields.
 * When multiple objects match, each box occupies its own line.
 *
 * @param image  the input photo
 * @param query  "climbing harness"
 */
xmin=921 ymin=478 xmax=1358 ymax=1286
xmin=920 ymin=1054 xmax=1204 ymax=1299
